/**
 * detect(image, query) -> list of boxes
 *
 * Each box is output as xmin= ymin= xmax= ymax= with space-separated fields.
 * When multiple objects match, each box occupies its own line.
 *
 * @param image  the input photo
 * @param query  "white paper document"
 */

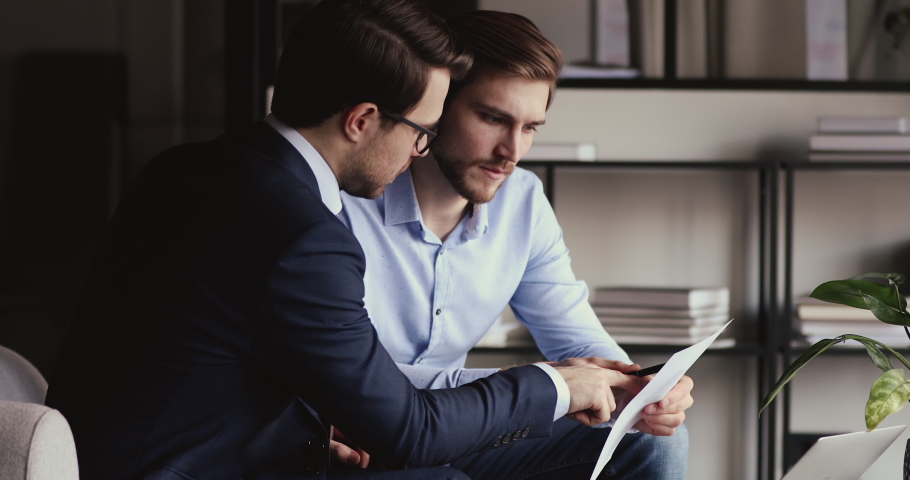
xmin=589 ymin=319 xmax=733 ymax=480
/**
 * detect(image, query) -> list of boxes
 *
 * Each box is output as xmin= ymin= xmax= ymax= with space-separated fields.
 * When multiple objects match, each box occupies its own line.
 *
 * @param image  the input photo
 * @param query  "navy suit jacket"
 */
xmin=45 ymin=122 xmax=558 ymax=480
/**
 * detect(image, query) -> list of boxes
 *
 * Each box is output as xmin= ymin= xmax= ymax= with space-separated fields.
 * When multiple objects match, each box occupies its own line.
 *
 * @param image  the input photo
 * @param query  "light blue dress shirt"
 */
xmin=340 ymin=167 xmax=631 ymax=392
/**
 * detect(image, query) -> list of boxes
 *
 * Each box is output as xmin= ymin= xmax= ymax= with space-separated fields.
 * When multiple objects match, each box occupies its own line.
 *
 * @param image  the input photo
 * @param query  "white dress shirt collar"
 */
xmin=264 ymin=114 xmax=342 ymax=215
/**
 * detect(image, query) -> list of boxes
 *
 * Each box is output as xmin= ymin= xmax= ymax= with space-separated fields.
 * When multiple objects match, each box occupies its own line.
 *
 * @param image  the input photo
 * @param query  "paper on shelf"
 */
xmin=589 ymin=319 xmax=733 ymax=480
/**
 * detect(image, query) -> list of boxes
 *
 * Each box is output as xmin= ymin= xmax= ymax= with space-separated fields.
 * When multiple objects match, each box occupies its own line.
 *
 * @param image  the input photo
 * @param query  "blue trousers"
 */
xmin=448 ymin=417 xmax=689 ymax=480
xmin=330 ymin=418 xmax=688 ymax=480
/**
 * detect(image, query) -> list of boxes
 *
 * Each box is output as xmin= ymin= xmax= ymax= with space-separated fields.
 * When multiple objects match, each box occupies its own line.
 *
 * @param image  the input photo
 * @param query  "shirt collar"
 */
xmin=264 ymin=114 xmax=342 ymax=215
xmin=383 ymin=168 xmax=489 ymax=241
xmin=383 ymin=168 xmax=422 ymax=226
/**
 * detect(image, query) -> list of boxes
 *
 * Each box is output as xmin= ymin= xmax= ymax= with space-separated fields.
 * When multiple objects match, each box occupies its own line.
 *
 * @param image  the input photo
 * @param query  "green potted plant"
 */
xmin=760 ymin=272 xmax=910 ymax=431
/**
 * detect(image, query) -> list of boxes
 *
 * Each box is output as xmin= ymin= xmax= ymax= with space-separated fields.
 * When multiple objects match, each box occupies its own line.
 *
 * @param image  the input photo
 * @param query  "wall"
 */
xmin=541 ymin=89 xmax=910 ymax=161
xmin=0 ymin=0 xmax=223 ymax=375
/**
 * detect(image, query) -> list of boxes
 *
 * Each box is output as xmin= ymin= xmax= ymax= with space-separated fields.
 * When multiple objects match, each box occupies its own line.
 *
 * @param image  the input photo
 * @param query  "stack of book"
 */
xmin=808 ymin=116 xmax=910 ymax=162
xmin=592 ymin=287 xmax=734 ymax=347
xmin=796 ymin=297 xmax=910 ymax=347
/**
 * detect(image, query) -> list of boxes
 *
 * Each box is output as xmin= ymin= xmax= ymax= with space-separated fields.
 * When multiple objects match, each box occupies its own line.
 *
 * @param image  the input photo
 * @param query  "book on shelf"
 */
xmin=559 ymin=64 xmax=639 ymax=79
xmin=817 ymin=116 xmax=908 ymax=134
xmin=797 ymin=304 xmax=878 ymax=321
xmin=796 ymin=297 xmax=883 ymax=321
xmin=805 ymin=0 xmax=848 ymax=80
xmin=593 ymin=286 xmax=729 ymax=310
xmin=798 ymin=320 xmax=906 ymax=336
xmin=611 ymin=335 xmax=736 ymax=348
xmin=522 ymin=142 xmax=597 ymax=162
xmin=604 ymin=324 xmax=723 ymax=337
xmin=592 ymin=304 xmax=729 ymax=319
xmin=592 ymin=0 xmax=631 ymax=67
xmin=598 ymin=313 xmax=730 ymax=328
xmin=809 ymin=134 xmax=910 ymax=152
xmin=808 ymin=151 xmax=910 ymax=162
xmin=627 ymin=0 xmax=663 ymax=78
xmin=803 ymin=335 xmax=910 ymax=348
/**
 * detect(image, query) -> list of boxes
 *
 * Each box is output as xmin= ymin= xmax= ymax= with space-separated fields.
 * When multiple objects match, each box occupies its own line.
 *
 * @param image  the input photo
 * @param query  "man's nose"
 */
xmin=494 ymin=130 xmax=522 ymax=163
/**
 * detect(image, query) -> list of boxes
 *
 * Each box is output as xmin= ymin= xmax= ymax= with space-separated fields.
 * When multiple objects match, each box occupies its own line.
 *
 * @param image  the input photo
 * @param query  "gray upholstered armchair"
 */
xmin=0 ymin=345 xmax=78 ymax=480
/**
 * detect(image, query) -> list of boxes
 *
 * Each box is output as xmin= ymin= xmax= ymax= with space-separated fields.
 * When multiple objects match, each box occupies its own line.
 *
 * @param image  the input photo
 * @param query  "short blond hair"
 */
xmin=446 ymin=10 xmax=563 ymax=108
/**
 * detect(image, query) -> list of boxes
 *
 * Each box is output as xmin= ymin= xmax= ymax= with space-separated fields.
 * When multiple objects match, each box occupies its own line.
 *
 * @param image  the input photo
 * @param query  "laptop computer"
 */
xmin=782 ymin=424 xmax=907 ymax=480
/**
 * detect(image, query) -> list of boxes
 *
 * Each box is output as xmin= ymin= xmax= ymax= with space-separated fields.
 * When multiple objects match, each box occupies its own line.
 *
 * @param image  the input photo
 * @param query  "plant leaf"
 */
xmin=760 ymin=337 xmax=846 ymax=415
xmin=810 ymin=279 xmax=905 ymax=311
xmin=865 ymin=369 xmax=910 ymax=430
xmin=851 ymin=272 xmax=906 ymax=286
xmin=852 ymin=336 xmax=894 ymax=372
xmin=863 ymin=294 xmax=910 ymax=326
xmin=842 ymin=334 xmax=910 ymax=372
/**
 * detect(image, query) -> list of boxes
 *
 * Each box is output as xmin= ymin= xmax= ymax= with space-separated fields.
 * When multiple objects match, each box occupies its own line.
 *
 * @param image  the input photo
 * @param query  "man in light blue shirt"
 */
xmin=340 ymin=10 xmax=692 ymax=479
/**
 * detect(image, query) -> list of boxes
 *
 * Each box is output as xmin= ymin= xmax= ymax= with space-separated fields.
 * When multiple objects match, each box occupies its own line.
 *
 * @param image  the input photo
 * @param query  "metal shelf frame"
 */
xmin=780 ymin=160 xmax=910 ymax=470
xmin=530 ymin=160 xmax=780 ymax=480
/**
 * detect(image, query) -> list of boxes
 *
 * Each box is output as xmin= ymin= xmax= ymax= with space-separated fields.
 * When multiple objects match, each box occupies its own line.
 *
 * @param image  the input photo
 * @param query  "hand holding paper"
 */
xmin=589 ymin=319 xmax=733 ymax=480
xmin=554 ymin=364 xmax=645 ymax=426
xmin=634 ymin=374 xmax=694 ymax=436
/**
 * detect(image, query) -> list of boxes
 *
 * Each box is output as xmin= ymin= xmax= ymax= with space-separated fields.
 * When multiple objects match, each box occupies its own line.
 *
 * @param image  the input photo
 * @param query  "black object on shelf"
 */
xmin=225 ymin=0 xmax=277 ymax=135
xmin=663 ymin=0 xmax=677 ymax=80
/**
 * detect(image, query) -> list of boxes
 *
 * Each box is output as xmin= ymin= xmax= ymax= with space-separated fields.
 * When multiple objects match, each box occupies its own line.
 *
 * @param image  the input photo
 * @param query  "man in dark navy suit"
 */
xmin=45 ymin=1 xmax=644 ymax=478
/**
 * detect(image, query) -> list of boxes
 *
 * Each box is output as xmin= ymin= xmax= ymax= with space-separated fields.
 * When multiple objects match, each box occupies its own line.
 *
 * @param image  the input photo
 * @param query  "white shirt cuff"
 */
xmin=532 ymin=363 xmax=570 ymax=421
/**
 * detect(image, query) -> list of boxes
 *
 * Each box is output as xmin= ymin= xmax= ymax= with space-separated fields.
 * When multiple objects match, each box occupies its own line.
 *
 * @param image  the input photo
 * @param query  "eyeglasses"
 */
xmin=381 ymin=110 xmax=438 ymax=154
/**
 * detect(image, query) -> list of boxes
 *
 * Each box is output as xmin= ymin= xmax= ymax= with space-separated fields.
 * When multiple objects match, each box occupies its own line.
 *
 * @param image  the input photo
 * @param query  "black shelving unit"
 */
xmin=518 ymin=160 xmax=780 ymax=480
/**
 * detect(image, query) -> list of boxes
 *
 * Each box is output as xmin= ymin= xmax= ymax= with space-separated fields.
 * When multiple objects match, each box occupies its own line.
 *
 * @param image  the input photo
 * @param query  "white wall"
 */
xmin=542 ymin=89 xmax=910 ymax=161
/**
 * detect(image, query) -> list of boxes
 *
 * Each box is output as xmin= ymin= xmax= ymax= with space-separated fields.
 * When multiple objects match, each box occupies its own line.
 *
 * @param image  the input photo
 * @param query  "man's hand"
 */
xmin=634 ymin=374 xmax=694 ymax=436
xmin=553 ymin=363 xmax=645 ymax=426
xmin=330 ymin=426 xmax=370 ymax=468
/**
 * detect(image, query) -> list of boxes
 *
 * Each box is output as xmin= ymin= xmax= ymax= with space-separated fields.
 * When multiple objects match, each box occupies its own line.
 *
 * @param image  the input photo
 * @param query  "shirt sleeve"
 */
xmin=532 ymin=363 xmax=570 ymax=421
xmin=396 ymin=363 xmax=501 ymax=389
xmin=508 ymin=177 xmax=632 ymax=365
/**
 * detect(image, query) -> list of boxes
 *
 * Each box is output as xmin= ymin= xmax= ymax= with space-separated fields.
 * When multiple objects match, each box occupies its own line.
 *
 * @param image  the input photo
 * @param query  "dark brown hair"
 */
xmin=446 ymin=10 xmax=563 ymax=108
xmin=271 ymin=0 xmax=472 ymax=129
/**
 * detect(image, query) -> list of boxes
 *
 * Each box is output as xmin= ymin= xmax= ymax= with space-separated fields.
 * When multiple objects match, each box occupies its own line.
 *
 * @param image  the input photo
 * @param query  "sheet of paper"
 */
xmin=590 ymin=319 xmax=733 ymax=480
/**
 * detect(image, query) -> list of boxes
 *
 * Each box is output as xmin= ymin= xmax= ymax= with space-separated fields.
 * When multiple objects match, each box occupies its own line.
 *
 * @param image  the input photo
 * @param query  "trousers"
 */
xmin=329 ymin=418 xmax=689 ymax=480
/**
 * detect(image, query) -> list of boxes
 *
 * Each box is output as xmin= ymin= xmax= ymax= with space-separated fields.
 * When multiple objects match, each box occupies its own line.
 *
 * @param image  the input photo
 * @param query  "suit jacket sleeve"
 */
xmin=251 ymin=217 xmax=557 ymax=468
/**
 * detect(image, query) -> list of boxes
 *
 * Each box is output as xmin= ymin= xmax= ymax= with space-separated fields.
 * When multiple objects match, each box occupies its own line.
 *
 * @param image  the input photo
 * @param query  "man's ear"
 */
xmin=342 ymin=102 xmax=382 ymax=144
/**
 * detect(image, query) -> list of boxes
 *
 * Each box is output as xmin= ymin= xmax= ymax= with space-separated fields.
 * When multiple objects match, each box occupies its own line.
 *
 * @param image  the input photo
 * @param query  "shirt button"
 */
xmin=439 ymin=249 xmax=445 ymax=255
xmin=435 ymin=309 xmax=441 ymax=315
